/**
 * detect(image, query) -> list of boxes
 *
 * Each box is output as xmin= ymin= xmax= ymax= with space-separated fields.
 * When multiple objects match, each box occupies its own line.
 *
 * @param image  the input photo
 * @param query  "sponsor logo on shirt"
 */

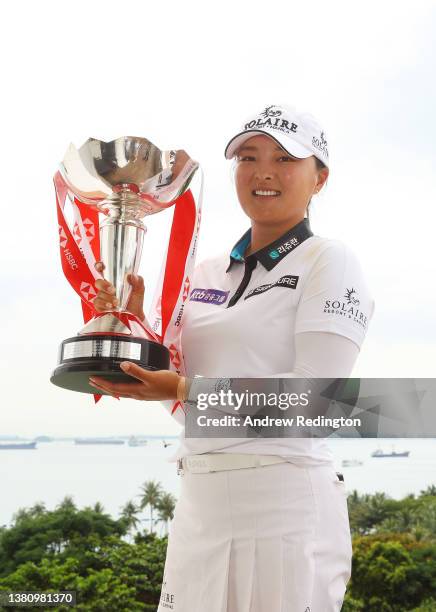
xmin=190 ymin=288 xmax=229 ymax=305
xmin=245 ymin=275 xmax=299 ymax=299
xmin=324 ymin=288 xmax=368 ymax=328
xmin=160 ymin=580 xmax=175 ymax=609
xmin=268 ymin=236 xmax=300 ymax=260
xmin=345 ymin=287 xmax=360 ymax=306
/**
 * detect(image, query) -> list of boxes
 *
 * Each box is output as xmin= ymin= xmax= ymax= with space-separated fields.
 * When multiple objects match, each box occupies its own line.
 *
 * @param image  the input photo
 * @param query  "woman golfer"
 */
xmin=89 ymin=104 xmax=374 ymax=611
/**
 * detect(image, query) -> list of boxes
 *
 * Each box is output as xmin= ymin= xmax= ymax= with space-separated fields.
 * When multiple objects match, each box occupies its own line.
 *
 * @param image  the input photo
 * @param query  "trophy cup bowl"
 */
xmin=50 ymin=136 xmax=198 ymax=394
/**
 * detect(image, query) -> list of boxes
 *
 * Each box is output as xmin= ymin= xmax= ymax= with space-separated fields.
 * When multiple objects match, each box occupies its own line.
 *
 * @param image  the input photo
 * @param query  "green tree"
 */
xmin=0 ymin=535 xmax=168 ymax=611
xmin=348 ymin=490 xmax=400 ymax=536
xmin=156 ymin=493 xmax=176 ymax=535
xmin=3 ymin=482 xmax=435 ymax=610
xmin=57 ymin=496 xmax=77 ymax=511
xmin=374 ymin=495 xmax=436 ymax=542
xmin=420 ymin=485 xmax=436 ymax=497
xmin=345 ymin=535 xmax=436 ymax=611
xmin=417 ymin=501 xmax=436 ymax=535
xmin=119 ymin=501 xmax=141 ymax=543
xmin=92 ymin=502 xmax=105 ymax=514
xmin=138 ymin=480 xmax=163 ymax=535
xmin=410 ymin=598 xmax=436 ymax=611
xmin=0 ymin=499 xmax=125 ymax=578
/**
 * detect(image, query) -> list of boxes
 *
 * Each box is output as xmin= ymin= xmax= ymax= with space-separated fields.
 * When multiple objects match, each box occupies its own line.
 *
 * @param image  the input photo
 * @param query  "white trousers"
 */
xmin=158 ymin=461 xmax=352 ymax=612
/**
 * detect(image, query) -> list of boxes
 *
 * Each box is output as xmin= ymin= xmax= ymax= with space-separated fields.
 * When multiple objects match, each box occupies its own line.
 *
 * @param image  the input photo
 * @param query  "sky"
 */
xmin=1 ymin=0 xmax=435 ymax=438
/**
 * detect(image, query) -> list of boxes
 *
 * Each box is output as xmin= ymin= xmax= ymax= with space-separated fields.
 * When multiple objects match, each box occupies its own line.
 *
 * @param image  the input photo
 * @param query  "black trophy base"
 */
xmin=50 ymin=334 xmax=170 ymax=395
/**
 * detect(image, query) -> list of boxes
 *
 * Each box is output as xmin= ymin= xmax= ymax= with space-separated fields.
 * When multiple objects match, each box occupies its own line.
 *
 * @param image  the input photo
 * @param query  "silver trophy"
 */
xmin=51 ymin=136 xmax=199 ymax=394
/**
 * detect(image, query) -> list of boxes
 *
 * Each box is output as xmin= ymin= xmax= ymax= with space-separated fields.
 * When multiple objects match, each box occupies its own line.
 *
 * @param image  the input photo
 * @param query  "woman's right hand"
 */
xmin=93 ymin=262 xmax=145 ymax=321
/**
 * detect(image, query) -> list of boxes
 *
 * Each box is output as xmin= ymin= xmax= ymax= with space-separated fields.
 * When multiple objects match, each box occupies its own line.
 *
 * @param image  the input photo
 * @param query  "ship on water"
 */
xmin=0 ymin=441 xmax=37 ymax=450
xmin=342 ymin=459 xmax=363 ymax=467
xmin=128 ymin=436 xmax=148 ymax=447
xmin=74 ymin=438 xmax=125 ymax=445
xmin=371 ymin=447 xmax=410 ymax=458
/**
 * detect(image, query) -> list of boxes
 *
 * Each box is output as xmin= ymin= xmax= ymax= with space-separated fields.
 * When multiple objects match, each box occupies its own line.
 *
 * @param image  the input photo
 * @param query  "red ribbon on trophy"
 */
xmin=148 ymin=186 xmax=202 ymax=417
xmin=53 ymin=149 xmax=202 ymax=417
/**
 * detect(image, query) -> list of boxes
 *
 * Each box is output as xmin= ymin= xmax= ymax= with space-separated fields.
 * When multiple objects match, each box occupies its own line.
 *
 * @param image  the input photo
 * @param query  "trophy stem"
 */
xmin=99 ymin=189 xmax=146 ymax=311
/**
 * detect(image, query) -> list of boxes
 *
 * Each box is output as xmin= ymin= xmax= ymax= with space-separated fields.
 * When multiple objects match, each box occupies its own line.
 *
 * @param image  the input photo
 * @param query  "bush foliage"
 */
xmin=0 ymin=484 xmax=435 ymax=610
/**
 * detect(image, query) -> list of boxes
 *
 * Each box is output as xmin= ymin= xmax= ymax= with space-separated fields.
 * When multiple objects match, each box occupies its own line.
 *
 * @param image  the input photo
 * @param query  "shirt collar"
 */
xmin=226 ymin=218 xmax=313 ymax=272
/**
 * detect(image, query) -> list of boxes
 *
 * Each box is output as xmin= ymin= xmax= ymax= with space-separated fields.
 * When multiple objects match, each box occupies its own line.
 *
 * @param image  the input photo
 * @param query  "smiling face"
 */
xmin=234 ymin=134 xmax=329 ymax=229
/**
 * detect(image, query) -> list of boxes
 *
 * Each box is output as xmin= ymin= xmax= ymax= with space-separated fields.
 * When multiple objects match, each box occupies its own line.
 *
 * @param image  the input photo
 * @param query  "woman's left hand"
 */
xmin=89 ymin=362 xmax=181 ymax=401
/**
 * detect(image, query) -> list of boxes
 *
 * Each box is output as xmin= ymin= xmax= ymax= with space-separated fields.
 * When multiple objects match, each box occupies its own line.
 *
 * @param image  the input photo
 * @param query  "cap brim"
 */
xmin=224 ymin=129 xmax=313 ymax=160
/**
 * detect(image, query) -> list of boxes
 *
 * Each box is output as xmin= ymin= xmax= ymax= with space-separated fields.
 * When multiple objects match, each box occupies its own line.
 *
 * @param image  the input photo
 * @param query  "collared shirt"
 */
xmin=225 ymin=218 xmax=313 ymax=307
xmin=167 ymin=220 xmax=375 ymax=463
xmin=226 ymin=217 xmax=313 ymax=272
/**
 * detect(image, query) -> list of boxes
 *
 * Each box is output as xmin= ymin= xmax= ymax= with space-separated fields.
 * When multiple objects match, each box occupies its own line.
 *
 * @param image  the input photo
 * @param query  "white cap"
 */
xmin=224 ymin=104 xmax=329 ymax=168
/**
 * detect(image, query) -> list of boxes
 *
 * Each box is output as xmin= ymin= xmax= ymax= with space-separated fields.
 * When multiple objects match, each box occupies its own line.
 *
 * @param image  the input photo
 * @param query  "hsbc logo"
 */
xmin=73 ymin=218 xmax=96 ymax=245
xmin=59 ymin=225 xmax=68 ymax=248
xmin=182 ymin=277 xmax=190 ymax=302
xmin=80 ymin=281 xmax=96 ymax=301
xmin=73 ymin=222 xmax=82 ymax=245
xmin=63 ymin=248 xmax=79 ymax=271
xmin=82 ymin=218 xmax=95 ymax=239
xmin=174 ymin=303 xmax=184 ymax=327
xmin=168 ymin=343 xmax=181 ymax=373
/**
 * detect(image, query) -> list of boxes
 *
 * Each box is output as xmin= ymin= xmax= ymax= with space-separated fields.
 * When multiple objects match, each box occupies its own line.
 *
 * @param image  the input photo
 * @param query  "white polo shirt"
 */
xmin=167 ymin=218 xmax=375 ymax=465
